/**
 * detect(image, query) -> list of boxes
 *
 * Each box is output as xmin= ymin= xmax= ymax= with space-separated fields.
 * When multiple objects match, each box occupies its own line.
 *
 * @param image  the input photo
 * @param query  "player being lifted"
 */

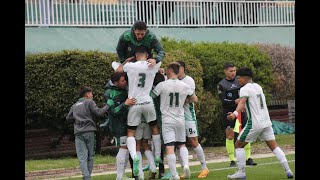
xmin=116 ymin=46 xmax=162 ymax=178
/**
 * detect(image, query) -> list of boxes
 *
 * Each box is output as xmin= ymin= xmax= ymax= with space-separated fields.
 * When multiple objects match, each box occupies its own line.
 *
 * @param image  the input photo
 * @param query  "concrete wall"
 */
xmin=25 ymin=27 xmax=294 ymax=54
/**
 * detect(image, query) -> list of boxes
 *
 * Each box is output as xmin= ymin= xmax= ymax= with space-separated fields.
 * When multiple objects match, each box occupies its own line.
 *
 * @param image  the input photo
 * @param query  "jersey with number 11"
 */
xmin=123 ymin=61 xmax=161 ymax=104
xmin=153 ymin=79 xmax=193 ymax=123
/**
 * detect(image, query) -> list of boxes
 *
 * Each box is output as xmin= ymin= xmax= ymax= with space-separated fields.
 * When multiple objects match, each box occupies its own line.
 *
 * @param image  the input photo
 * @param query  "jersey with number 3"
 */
xmin=123 ymin=61 xmax=161 ymax=104
xmin=153 ymin=79 xmax=193 ymax=123
xmin=239 ymin=83 xmax=272 ymax=129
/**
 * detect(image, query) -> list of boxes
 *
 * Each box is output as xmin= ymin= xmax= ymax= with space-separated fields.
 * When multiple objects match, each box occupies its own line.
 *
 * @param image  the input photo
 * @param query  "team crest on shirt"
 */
xmin=128 ymin=47 xmax=132 ymax=51
xmin=227 ymin=92 xmax=232 ymax=98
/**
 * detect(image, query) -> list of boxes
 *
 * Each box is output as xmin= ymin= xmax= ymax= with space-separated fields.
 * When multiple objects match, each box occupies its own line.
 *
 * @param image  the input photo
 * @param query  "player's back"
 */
xmin=240 ymin=83 xmax=272 ymax=129
xmin=123 ymin=61 xmax=161 ymax=103
xmin=157 ymin=79 xmax=193 ymax=123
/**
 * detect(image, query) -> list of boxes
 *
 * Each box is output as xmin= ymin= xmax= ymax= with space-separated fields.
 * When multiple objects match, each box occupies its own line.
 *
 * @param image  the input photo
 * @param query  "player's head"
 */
xmin=78 ymin=86 xmax=93 ymax=99
xmin=166 ymin=62 xmax=180 ymax=78
xmin=223 ymin=63 xmax=237 ymax=80
xmin=153 ymin=72 xmax=165 ymax=87
xmin=135 ymin=46 xmax=148 ymax=60
xmin=111 ymin=72 xmax=127 ymax=89
xmin=236 ymin=67 xmax=253 ymax=86
xmin=175 ymin=60 xmax=186 ymax=78
xmin=133 ymin=20 xmax=147 ymax=41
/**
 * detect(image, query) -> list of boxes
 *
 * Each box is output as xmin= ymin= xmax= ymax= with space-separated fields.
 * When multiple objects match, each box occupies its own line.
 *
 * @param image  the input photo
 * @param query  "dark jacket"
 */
xmin=104 ymin=80 xmax=129 ymax=137
xmin=116 ymin=22 xmax=165 ymax=63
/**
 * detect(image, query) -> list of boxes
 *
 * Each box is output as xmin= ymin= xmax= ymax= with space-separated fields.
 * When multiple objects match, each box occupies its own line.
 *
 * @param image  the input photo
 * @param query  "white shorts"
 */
xmin=114 ymin=136 xmax=127 ymax=147
xmin=135 ymin=123 xmax=152 ymax=140
xmin=238 ymin=125 xmax=275 ymax=143
xmin=127 ymin=101 xmax=157 ymax=126
xmin=185 ymin=121 xmax=198 ymax=138
xmin=162 ymin=118 xmax=186 ymax=145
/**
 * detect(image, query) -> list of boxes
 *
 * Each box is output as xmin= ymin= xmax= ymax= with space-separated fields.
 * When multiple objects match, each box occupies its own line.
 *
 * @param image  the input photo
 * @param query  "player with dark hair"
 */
xmin=226 ymin=67 xmax=293 ymax=179
xmin=115 ymin=20 xmax=165 ymax=70
xmin=151 ymin=62 xmax=198 ymax=180
xmin=217 ymin=63 xmax=257 ymax=167
xmin=175 ymin=60 xmax=209 ymax=178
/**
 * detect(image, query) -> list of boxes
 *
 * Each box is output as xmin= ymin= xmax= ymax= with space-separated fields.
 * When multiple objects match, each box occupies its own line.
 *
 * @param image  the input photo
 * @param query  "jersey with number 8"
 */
xmin=123 ymin=61 xmax=161 ymax=103
xmin=239 ymin=82 xmax=272 ymax=129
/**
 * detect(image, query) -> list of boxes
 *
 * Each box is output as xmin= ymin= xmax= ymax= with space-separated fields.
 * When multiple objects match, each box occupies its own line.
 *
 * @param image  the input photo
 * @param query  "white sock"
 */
xmin=145 ymin=150 xmax=157 ymax=171
xmin=235 ymin=148 xmax=246 ymax=173
xmin=116 ymin=148 xmax=128 ymax=180
xmin=152 ymin=134 xmax=161 ymax=157
xmin=126 ymin=137 xmax=137 ymax=159
xmin=177 ymin=150 xmax=184 ymax=168
xmin=179 ymin=146 xmax=189 ymax=168
xmin=273 ymin=147 xmax=291 ymax=172
xmin=124 ymin=150 xmax=129 ymax=173
xmin=151 ymin=140 xmax=155 ymax=155
xmin=137 ymin=151 xmax=144 ymax=177
xmin=167 ymin=154 xmax=178 ymax=177
xmin=193 ymin=144 xmax=207 ymax=169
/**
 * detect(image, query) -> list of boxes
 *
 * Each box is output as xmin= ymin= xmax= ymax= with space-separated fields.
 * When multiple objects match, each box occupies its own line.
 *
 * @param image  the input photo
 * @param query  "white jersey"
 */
xmin=153 ymin=79 xmax=194 ymax=123
xmin=123 ymin=61 xmax=161 ymax=104
xmin=180 ymin=75 xmax=197 ymax=121
xmin=239 ymin=82 xmax=272 ymax=129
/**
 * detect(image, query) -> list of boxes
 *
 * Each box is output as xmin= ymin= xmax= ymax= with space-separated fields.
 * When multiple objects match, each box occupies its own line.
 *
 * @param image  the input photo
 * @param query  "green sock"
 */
xmin=244 ymin=143 xmax=251 ymax=160
xmin=226 ymin=139 xmax=235 ymax=161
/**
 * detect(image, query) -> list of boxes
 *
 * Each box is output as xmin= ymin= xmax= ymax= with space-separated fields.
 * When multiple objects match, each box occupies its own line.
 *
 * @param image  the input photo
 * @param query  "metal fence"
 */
xmin=25 ymin=0 xmax=295 ymax=27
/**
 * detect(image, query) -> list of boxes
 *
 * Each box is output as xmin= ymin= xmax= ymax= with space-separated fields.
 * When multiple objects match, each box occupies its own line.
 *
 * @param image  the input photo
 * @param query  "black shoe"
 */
xmin=229 ymin=160 xmax=236 ymax=167
xmin=246 ymin=158 xmax=257 ymax=166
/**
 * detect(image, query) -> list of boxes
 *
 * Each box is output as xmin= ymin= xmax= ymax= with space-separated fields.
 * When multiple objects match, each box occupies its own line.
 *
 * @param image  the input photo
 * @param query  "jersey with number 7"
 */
xmin=123 ymin=61 xmax=162 ymax=104
xmin=153 ymin=79 xmax=194 ymax=123
xmin=240 ymin=82 xmax=272 ymax=129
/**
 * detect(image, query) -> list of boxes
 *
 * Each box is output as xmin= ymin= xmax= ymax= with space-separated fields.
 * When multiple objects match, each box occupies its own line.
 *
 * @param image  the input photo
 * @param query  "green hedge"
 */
xmin=160 ymin=38 xmax=274 ymax=104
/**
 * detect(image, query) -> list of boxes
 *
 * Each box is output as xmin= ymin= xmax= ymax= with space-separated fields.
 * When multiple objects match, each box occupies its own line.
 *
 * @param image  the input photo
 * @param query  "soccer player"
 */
xmin=226 ymin=67 xmax=294 ymax=179
xmin=116 ymin=46 xmax=163 ymax=178
xmin=217 ymin=63 xmax=257 ymax=167
xmin=175 ymin=60 xmax=209 ymax=178
xmin=103 ymin=72 xmax=137 ymax=180
xmin=152 ymin=63 xmax=198 ymax=180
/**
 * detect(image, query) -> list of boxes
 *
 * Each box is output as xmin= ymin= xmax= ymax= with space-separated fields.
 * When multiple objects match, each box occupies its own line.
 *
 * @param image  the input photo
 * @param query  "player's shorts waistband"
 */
xmin=135 ymin=101 xmax=151 ymax=105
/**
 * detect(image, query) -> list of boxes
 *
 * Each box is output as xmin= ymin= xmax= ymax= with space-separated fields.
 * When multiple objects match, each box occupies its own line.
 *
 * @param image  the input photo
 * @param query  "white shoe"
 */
xmin=227 ymin=171 xmax=246 ymax=179
xmin=169 ymin=174 xmax=180 ymax=180
xmin=183 ymin=165 xmax=191 ymax=179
